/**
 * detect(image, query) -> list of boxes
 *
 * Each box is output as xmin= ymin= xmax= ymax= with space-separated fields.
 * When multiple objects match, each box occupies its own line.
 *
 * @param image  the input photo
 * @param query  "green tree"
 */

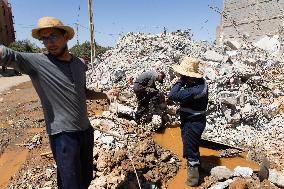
xmin=70 ymin=41 xmax=91 ymax=61
xmin=70 ymin=41 xmax=111 ymax=62
xmin=9 ymin=40 xmax=41 ymax=53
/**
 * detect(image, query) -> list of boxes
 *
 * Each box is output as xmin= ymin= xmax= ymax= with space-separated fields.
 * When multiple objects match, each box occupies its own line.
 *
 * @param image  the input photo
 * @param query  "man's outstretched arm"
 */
xmin=0 ymin=45 xmax=37 ymax=74
xmin=86 ymin=88 xmax=120 ymax=101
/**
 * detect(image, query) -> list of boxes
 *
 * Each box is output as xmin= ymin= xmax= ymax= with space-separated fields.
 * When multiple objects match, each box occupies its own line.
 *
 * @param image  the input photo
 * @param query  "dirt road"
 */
xmin=0 ymin=75 xmax=30 ymax=93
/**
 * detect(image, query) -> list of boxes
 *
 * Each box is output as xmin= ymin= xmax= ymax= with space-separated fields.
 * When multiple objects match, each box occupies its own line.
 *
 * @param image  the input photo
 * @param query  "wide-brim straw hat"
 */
xmin=32 ymin=17 xmax=74 ymax=40
xmin=172 ymin=57 xmax=203 ymax=78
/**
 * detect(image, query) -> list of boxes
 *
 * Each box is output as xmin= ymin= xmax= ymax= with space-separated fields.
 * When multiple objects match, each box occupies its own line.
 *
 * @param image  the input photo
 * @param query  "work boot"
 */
xmin=186 ymin=166 xmax=199 ymax=187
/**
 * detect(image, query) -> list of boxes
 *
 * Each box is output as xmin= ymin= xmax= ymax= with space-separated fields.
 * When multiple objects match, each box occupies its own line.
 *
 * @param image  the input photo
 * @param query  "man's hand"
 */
xmin=105 ymin=87 xmax=120 ymax=101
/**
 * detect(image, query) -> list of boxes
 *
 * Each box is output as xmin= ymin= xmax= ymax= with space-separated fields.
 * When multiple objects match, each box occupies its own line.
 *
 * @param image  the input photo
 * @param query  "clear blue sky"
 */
xmin=9 ymin=0 xmax=223 ymax=48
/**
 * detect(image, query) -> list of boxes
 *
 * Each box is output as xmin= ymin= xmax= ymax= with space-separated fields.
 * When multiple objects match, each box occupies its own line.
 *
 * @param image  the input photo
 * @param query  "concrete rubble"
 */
xmin=85 ymin=31 xmax=284 ymax=187
xmin=201 ymin=165 xmax=284 ymax=189
xmin=89 ymin=138 xmax=179 ymax=189
xmin=4 ymin=31 xmax=284 ymax=188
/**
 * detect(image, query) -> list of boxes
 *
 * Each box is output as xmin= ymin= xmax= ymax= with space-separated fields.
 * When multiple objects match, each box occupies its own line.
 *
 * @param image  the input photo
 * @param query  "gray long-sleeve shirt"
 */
xmin=0 ymin=46 xmax=90 ymax=135
xmin=133 ymin=71 xmax=157 ymax=92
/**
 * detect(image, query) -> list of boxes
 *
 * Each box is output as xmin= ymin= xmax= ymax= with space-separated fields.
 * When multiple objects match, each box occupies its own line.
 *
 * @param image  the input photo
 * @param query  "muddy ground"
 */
xmin=0 ymin=81 xmax=282 ymax=189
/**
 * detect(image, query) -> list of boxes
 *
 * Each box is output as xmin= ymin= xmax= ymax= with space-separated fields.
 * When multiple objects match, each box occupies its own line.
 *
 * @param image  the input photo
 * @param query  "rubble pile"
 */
xmin=86 ymin=31 xmax=210 ymax=92
xmin=9 ymin=159 xmax=57 ymax=188
xmin=86 ymin=31 xmax=284 ymax=171
xmin=203 ymin=54 xmax=284 ymax=170
xmin=200 ymin=166 xmax=284 ymax=189
xmin=89 ymin=138 xmax=179 ymax=189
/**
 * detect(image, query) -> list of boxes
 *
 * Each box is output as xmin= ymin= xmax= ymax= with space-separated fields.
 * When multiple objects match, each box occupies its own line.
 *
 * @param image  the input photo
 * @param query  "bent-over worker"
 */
xmin=133 ymin=70 xmax=165 ymax=123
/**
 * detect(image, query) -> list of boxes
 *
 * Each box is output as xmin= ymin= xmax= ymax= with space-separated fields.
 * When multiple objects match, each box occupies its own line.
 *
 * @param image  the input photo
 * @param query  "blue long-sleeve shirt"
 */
xmin=168 ymin=78 xmax=208 ymax=112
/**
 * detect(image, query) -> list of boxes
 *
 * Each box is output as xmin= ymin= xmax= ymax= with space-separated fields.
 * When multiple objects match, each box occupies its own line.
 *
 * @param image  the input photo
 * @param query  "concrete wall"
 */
xmin=0 ymin=0 xmax=15 ymax=46
xmin=218 ymin=0 xmax=284 ymax=45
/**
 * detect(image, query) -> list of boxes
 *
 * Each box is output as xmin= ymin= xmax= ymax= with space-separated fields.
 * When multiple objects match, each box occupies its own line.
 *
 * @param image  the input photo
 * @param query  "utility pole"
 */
xmin=75 ymin=22 xmax=80 ymax=46
xmin=88 ymin=0 xmax=95 ymax=63
xmin=75 ymin=5 xmax=80 ymax=46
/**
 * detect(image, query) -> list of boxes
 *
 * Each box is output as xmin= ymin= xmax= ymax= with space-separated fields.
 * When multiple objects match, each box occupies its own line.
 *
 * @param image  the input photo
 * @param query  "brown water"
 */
xmin=0 ymin=128 xmax=44 ymax=189
xmin=0 ymin=149 xmax=28 ymax=188
xmin=154 ymin=127 xmax=259 ymax=189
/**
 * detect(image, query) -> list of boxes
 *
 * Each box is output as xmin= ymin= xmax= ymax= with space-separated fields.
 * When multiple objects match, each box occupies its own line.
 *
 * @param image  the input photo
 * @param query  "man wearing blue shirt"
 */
xmin=168 ymin=57 xmax=208 ymax=187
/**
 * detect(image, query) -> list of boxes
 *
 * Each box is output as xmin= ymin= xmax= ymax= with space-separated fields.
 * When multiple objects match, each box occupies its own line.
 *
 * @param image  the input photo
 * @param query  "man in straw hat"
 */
xmin=168 ymin=56 xmax=208 ymax=186
xmin=0 ymin=17 xmax=119 ymax=189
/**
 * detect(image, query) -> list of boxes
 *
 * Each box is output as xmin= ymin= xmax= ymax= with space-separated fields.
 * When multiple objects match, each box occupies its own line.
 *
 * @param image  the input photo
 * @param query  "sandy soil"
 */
xmin=0 ymin=74 xmax=30 ymax=93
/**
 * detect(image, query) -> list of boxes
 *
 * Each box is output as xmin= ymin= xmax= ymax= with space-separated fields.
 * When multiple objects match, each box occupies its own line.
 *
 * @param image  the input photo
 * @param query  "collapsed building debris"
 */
xmin=4 ymin=30 xmax=284 ymax=188
xmin=85 ymin=30 xmax=284 ymax=186
xmin=200 ymin=165 xmax=284 ymax=189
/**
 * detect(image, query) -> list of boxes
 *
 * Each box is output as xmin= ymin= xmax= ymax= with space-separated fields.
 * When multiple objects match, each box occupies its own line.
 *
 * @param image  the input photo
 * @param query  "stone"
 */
xmin=210 ymin=166 xmax=233 ymax=181
xmin=225 ymin=40 xmax=241 ymax=50
xmin=100 ymin=136 xmax=114 ymax=146
xmin=268 ymin=169 xmax=284 ymax=187
xmin=203 ymin=50 xmax=225 ymax=62
xmin=45 ymin=168 xmax=53 ymax=179
xmin=254 ymin=35 xmax=280 ymax=55
xmin=90 ymin=119 xmax=101 ymax=127
xmin=43 ymin=181 xmax=53 ymax=187
xmin=228 ymin=178 xmax=247 ymax=189
xmin=96 ymin=153 xmax=109 ymax=171
xmin=233 ymin=166 xmax=253 ymax=178
xmin=116 ymin=103 xmax=135 ymax=118
xmin=89 ymin=176 xmax=107 ymax=188
xmin=93 ymin=130 xmax=102 ymax=140
xmin=151 ymin=114 xmax=162 ymax=127
xmin=209 ymin=179 xmax=234 ymax=189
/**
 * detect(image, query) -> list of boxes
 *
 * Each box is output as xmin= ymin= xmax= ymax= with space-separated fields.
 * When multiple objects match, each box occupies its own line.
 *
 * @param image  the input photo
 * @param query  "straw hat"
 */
xmin=32 ymin=17 xmax=74 ymax=40
xmin=172 ymin=57 xmax=203 ymax=78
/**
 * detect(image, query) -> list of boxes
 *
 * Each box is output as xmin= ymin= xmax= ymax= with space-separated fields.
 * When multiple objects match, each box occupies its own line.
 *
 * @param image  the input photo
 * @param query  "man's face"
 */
xmin=39 ymin=28 xmax=68 ymax=57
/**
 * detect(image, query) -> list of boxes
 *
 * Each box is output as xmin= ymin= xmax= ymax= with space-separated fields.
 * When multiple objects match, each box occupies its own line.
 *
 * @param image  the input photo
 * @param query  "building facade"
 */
xmin=217 ymin=0 xmax=284 ymax=46
xmin=0 ymin=0 xmax=15 ymax=46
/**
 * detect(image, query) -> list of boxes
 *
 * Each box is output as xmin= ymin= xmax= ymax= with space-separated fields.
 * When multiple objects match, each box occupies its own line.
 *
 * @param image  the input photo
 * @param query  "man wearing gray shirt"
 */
xmin=133 ymin=70 xmax=165 ymax=123
xmin=0 ymin=17 xmax=118 ymax=189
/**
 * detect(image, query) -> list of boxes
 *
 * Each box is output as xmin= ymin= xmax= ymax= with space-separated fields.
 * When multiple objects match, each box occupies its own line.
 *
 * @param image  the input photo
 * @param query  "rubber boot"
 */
xmin=186 ymin=166 xmax=199 ymax=187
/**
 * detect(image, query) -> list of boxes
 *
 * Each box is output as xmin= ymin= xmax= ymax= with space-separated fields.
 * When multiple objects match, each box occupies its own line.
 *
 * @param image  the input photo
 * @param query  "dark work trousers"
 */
xmin=49 ymin=126 xmax=94 ymax=189
xmin=2 ymin=66 xmax=6 ymax=72
xmin=134 ymin=89 xmax=159 ymax=122
xmin=180 ymin=112 xmax=206 ymax=167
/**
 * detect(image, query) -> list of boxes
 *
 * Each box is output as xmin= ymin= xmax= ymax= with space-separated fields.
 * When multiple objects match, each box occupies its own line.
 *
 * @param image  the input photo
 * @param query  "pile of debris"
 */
xmin=87 ymin=111 xmax=180 ymax=188
xmin=86 ymin=31 xmax=284 ymax=175
xmin=89 ymin=138 xmax=179 ymax=189
xmin=200 ymin=165 xmax=284 ymax=189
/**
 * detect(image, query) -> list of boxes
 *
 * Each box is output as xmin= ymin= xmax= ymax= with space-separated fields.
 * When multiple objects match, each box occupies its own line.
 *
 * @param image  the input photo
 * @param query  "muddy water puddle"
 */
xmin=0 ymin=149 xmax=28 ymax=188
xmin=154 ymin=127 xmax=259 ymax=189
xmin=0 ymin=127 xmax=43 ymax=189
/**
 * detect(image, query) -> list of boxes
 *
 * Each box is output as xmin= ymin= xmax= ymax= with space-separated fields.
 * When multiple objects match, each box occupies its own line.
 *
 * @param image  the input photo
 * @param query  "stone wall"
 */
xmin=218 ymin=0 xmax=284 ymax=46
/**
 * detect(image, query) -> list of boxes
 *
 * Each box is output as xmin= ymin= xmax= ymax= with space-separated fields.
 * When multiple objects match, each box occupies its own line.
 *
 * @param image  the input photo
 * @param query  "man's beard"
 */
xmin=50 ymin=45 xmax=68 ymax=57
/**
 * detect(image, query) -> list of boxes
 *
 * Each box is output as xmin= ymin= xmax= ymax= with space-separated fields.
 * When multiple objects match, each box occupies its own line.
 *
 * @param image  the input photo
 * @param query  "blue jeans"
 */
xmin=180 ymin=113 xmax=206 ymax=166
xmin=49 ymin=127 xmax=94 ymax=189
